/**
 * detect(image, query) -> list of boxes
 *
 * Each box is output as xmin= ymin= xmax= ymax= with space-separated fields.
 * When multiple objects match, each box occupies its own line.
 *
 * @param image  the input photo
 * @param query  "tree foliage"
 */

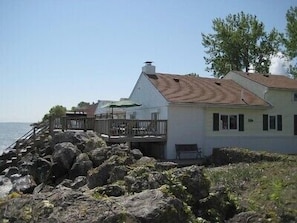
xmin=284 ymin=6 xmax=297 ymax=78
xmin=71 ymin=101 xmax=90 ymax=111
xmin=202 ymin=12 xmax=281 ymax=77
xmin=43 ymin=105 xmax=67 ymax=121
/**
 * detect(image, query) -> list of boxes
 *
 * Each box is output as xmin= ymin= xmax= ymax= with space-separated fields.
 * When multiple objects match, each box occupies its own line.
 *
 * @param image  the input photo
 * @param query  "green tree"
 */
xmin=71 ymin=101 xmax=90 ymax=111
xmin=186 ymin=73 xmax=199 ymax=77
xmin=202 ymin=11 xmax=281 ymax=77
xmin=284 ymin=6 xmax=297 ymax=78
xmin=43 ymin=105 xmax=67 ymax=121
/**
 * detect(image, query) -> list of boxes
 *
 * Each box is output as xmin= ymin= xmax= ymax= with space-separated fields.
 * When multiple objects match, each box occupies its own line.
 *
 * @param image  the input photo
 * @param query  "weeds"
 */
xmin=204 ymin=158 xmax=297 ymax=222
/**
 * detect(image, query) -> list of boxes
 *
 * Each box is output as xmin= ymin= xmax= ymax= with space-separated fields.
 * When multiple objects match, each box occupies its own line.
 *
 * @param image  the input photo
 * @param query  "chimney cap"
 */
xmin=144 ymin=61 xmax=153 ymax=64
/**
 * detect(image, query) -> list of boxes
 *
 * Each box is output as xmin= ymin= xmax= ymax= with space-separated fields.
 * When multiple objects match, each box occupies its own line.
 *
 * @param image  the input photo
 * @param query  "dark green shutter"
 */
xmin=263 ymin=114 xmax=268 ymax=131
xmin=277 ymin=115 xmax=282 ymax=131
xmin=294 ymin=115 xmax=297 ymax=135
xmin=213 ymin=113 xmax=219 ymax=131
xmin=239 ymin=114 xmax=244 ymax=131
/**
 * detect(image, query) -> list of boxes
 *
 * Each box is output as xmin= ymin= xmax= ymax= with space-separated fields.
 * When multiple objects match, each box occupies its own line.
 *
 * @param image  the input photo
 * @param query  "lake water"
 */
xmin=0 ymin=122 xmax=32 ymax=154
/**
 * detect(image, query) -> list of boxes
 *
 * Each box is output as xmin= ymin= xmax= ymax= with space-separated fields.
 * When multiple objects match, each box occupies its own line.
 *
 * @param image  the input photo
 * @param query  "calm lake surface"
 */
xmin=0 ymin=122 xmax=32 ymax=154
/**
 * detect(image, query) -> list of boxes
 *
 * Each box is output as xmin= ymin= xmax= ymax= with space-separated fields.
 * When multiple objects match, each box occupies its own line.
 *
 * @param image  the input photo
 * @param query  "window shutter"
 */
xmin=277 ymin=115 xmax=282 ymax=131
xmin=294 ymin=115 xmax=297 ymax=135
xmin=213 ymin=113 xmax=219 ymax=131
xmin=263 ymin=114 xmax=268 ymax=131
xmin=239 ymin=114 xmax=244 ymax=131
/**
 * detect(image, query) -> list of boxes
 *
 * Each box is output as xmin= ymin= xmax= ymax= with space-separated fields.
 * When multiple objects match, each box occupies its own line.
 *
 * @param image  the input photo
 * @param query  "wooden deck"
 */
xmin=50 ymin=117 xmax=167 ymax=143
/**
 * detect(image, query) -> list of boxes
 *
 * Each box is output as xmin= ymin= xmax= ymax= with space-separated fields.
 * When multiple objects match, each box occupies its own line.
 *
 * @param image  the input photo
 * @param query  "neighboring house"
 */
xmin=128 ymin=62 xmax=297 ymax=159
xmin=85 ymin=102 xmax=99 ymax=117
xmin=95 ymin=100 xmax=126 ymax=119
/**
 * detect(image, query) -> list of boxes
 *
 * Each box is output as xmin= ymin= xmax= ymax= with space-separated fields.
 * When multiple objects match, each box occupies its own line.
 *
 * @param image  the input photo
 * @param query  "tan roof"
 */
xmin=233 ymin=71 xmax=297 ymax=90
xmin=146 ymin=73 xmax=269 ymax=107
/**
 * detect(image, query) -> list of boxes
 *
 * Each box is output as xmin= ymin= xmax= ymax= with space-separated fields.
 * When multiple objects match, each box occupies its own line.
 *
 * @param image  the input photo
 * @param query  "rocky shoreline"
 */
xmin=0 ymin=131 xmax=265 ymax=222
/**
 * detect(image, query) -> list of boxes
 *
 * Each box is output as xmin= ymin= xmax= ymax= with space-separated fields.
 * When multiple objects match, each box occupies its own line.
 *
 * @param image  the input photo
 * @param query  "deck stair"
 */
xmin=0 ymin=120 xmax=50 ymax=172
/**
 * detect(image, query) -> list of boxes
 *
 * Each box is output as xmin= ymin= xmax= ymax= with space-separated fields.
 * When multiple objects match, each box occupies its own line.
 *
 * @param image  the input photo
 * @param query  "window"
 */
xmin=230 ymin=115 xmax=237 ymax=129
xmin=263 ymin=114 xmax=282 ymax=131
xmin=220 ymin=114 xmax=237 ymax=130
xmin=294 ymin=93 xmax=297 ymax=102
xmin=270 ymin=116 xmax=276 ymax=129
xmin=221 ymin=115 xmax=228 ymax=129
xmin=151 ymin=112 xmax=158 ymax=121
xmin=213 ymin=113 xmax=244 ymax=131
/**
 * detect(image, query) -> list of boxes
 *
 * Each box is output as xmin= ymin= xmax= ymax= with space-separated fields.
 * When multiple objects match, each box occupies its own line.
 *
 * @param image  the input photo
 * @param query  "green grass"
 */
xmin=204 ymin=157 xmax=297 ymax=222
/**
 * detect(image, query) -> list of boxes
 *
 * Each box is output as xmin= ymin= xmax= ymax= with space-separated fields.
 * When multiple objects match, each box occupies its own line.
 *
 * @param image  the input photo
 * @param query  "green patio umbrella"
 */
xmin=101 ymin=100 xmax=141 ymax=118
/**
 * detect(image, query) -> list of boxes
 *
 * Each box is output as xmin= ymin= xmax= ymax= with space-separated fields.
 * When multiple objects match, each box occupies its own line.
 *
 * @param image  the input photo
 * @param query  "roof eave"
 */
xmin=169 ymin=102 xmax=271 ymax=110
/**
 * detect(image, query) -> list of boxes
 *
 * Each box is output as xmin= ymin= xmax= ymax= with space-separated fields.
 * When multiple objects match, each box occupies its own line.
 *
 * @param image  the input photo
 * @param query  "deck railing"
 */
xmin=95 ymin=119 xmax=167 ymax=138
xmin=50 ymin=117 xmax=167 ymax=139
xmin=50 ymin=116 xmax=95 ymax=132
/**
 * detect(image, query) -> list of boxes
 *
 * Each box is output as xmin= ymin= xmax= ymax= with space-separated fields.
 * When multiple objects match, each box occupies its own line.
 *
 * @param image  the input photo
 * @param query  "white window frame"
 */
xmin=220 ymin=114 xmax=238 ymax=130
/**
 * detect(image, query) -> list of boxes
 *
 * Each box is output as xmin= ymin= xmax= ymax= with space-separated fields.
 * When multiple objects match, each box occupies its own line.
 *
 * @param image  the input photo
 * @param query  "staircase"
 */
xmin=0 ymin=120 xmax=50 ymax=172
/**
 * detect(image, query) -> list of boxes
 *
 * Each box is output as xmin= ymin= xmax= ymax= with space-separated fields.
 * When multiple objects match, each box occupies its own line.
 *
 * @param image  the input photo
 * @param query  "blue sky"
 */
xmin=0 ymin=0 xmax=295 ymax=122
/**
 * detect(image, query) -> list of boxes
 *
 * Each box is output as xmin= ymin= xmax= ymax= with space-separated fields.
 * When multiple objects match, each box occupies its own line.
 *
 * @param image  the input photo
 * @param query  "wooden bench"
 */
xmin=175 ymin=144 xmax=202 ymax=159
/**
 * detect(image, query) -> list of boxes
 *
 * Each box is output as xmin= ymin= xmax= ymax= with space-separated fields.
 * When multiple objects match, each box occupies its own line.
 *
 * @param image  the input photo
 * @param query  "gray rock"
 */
xmin=11 ymin=174 xmax=37 ymax=194
xmin=34 ymin=157 xmax=52 ymax=184
xmin=94 ymin=184 xmax=126 ymax=197
xmin=117 ymin=189 xmax=192 ymax=223
xmin=71 ymin=176 xmax=87 ymax=189
xmin=108 ymin=165 xmax=128 ymax=183
xmin=130 ymin=148 xmax=143 ymax=160
xmin=87 ymin=162 xmax=114 ymax=189
xmin=0 ymin=187 xmax=195 ymax=223
xmin=0 ymin=176 xmax=13 ymax=198
xmin=227 ymin=211 xmax=264 ymax=223
xmin=69 ymin=153 xmax=93 ymax=180
xmin=88 ymin=147 xmax=109 ymax=167
xmin=4 ymin=166 xmax=19 ymax=178
xmin=135 ymin=156 xmax=157 ymax=166
xmin=52 ymin=142 xmax=79 ymax=179
xmin=155 ymin=161 xmax=178 ymax=171
xmin=172 ymin=165 xmax=210 ymax=202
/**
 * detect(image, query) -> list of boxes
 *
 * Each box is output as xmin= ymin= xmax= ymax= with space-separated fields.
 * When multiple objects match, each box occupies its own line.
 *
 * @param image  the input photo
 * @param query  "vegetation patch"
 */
xmin=205 ymin=156 xmax=297 ymax=222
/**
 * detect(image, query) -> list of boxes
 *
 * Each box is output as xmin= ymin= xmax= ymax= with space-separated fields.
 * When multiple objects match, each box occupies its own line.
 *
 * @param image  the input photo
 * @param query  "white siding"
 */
xmin=204 ymin=106 xmax=297 ymax=155
xmin=264 ymin=89 xmax=297 ymax=136
xmin=225 ymin=72 xmax=268 ymax=99
xmin=128 ymin=73 xmax=168 ymax=119
xmin=165 ymin=105 xmax=205 ymax=159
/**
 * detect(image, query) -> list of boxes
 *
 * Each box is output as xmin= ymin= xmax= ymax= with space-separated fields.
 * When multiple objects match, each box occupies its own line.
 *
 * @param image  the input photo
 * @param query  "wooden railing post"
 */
xmin=84 ymin=118 xmax=87 ymax=132
xmin=49 ymin=116 xmax=54 ymax=136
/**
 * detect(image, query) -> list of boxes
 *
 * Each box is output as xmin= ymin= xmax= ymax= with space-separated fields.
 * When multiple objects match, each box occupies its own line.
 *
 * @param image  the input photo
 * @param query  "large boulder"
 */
xmin=75 ymin=131 xmax=106 ymax=152
xmin=171 ymin=165 xmax=210 ymax=203
xmin=87 ymin=162 xmax=114 ymax=189
xmin=198 ymin=187 xmax=237 ymax=222
xmin=34 ymin=157 xmax=52 ymax=184
xmin=116 ymin=189 xmax=194 ymax=223
xmin=69 ymin=153 xmax=93 ymax=180
xmin=0 ymin=187 xmax=196 ymax=223
xmin=52 ymin=142 xmax=79 ymax=179
xmin=88 ymin=147 xmax=110 ymax=167
xmin=125 ymin=167 xmax=168 ymax=193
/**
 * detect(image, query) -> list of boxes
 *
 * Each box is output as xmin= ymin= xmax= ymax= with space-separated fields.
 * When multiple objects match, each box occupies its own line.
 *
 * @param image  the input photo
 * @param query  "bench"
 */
xmin=175 ymin=144 xmax=202 ymax=159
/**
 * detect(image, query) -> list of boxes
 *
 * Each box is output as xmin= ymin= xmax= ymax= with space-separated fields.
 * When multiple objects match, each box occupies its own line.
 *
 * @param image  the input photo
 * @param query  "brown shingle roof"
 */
xmin=233 ymin=71 xmax=297 ymax=90
xmin=146 ymin=73 xmax=269 ymax=107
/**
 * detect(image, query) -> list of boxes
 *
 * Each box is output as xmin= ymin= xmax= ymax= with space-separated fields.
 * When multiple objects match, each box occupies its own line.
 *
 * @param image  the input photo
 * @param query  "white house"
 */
xmin=128 ymin=62 xmax=297 ymax=159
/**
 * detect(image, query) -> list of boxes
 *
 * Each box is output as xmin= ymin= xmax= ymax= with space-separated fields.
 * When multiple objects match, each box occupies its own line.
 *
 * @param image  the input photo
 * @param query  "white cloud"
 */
xmin=269 ymin=52 xmax=290 ymax=75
